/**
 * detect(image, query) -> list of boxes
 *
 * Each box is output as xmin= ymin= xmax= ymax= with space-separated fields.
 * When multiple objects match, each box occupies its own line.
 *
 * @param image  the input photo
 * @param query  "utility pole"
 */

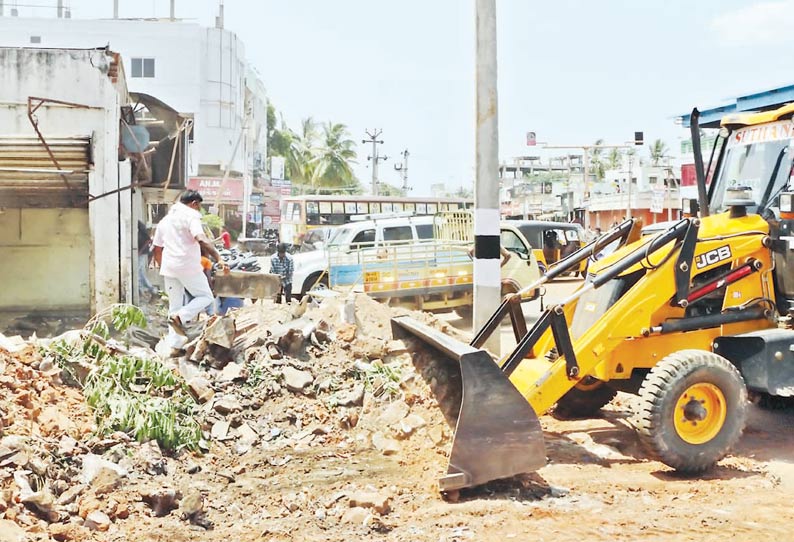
xmin=626 ymin=152 xmax=633 ymax=219
xmin=474 ymin=0 xmax=500 ymax=354
xmin=544 ymin=137 xmax=642 ymax=228
xmin=394 ymin=149 xmax=410 ymax=192
xmin=362 ymin=129 xmax=387 ymax=195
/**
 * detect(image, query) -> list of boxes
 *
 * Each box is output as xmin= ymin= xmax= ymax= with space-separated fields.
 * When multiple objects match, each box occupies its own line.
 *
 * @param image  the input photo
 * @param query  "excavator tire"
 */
xmin=636 ymin=350 xmax=747 ymax=473
xmin=551 ymin=377 xmax=617 ymax=420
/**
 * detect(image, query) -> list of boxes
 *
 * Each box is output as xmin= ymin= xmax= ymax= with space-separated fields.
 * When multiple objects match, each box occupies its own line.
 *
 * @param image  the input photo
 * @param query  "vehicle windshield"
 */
xmin=326 ymin=227 xmax=353 ymax=247
xmin=710 ymin=123 xmax=794 ymax=214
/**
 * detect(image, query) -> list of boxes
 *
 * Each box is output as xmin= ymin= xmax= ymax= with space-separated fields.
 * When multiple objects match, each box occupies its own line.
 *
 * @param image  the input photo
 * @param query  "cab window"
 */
xmin=501 ymin=230 xmax=529 ymax=258
xmin=383 ymin=226 xmax=413 ymax=242
xmin=415 ymin=223 xmax=434 ymax=240
xmin=350 ymin=229 xmax=376 ymax=249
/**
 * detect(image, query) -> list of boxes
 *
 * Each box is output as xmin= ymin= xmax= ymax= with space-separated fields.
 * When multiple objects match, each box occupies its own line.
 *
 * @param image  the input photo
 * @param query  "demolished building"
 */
xmin=0 ymin=46 xmax=188 ymax=330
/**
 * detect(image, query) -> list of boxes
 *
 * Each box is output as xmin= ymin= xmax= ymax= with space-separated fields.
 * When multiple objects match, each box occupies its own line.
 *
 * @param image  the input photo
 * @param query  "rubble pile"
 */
xmin=0 ymin=293 xmax=464 ymax=540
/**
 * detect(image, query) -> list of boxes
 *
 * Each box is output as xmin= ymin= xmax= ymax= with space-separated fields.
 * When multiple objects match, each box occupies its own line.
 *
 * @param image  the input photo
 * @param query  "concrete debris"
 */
xmin=187 ymin=376 xmax=215 ymax=403
xmin=341 ymin=506 xmax=371 ymax=525
xmin=0 ymin=293 xmax=466 ymax=539
xmin=0 ymin=519 xmax=26 ymax=542
xmin=334 ymin=383 xmax=366 ymax=407
xmin=372 ymin=432 xmax=401 ymax=455
xmin=348 ymin=490 xmax=391 ymax=514
xmin=179 ymin=490 xmax=204 ymax=518
xmin=213 ymin=395 xmax=243 ymax=415
xmin=142 ymin=488 xmax=180 ymax=517
xmin=80 ymin=454 xmax=127 ymax=486
xmin=378 ymin=400 xmax=410 ymax=426
xmin=89 ymin=467 xmax=123 ymax=495
xmin=282 ymin=366 xmax=314 ymax=393
xmin=138 ymin=440 xmax=167 ymax=475
xmin=84 ymin=510 xmax=112 ymax=531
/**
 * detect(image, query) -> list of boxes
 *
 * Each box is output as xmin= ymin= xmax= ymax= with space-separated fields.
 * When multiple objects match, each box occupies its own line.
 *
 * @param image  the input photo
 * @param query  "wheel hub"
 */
xmin=673 ymin=383 xmax=727 ymax=445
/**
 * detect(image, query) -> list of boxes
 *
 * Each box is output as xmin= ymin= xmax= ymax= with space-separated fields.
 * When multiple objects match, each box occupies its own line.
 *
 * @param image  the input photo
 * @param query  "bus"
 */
xmin=279 ymin=195 xmax=473 ymax=246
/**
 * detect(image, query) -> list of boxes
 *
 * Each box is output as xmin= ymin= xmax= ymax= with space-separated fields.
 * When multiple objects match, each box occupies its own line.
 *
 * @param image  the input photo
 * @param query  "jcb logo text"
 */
xmin=695 ymin=245 xmax=732 ymax=269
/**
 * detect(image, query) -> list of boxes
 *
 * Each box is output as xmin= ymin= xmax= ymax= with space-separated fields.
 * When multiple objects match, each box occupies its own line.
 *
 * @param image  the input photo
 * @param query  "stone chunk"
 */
xmin=371 ymin=432 xmax=400 ymax=455
xmin=187 ymin=377 xmax=215 ymax=404
xmin=141 ymin=488 xmax=180 ymax=517
xmin=378 ymin=400 xmax=409 ymax=426
xmin=348 ymin=491 xmax=391 ymax=515
xmin=83 ymin=510 xmax=111 ymax=531
xmin=213 ymin=395 xmax=242 ymax=415
xmin=334 ymin=384 xmax=365 ymax=407
xmin=282 ymin=366 xmax=313 ymax=393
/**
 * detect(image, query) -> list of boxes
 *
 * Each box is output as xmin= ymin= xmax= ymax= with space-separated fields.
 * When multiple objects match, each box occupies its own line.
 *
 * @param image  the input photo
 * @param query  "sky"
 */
xmin=25 ymin=0 xmax=794 ymax=195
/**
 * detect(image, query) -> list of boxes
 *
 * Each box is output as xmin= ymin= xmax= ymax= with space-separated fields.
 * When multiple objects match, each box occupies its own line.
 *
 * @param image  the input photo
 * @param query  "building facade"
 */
xmin=0 ymin=47 xmax=134 ymax=317
xmin=0 ymin=11 xmax=269 ymax=230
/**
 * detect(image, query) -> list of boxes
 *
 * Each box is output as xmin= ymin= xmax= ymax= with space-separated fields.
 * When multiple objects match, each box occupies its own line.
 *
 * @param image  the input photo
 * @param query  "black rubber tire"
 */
xmin=551 ymin=377 xmax=618 ymax=419
xmin=635 ymin=349 xmax=747 ymax=473
xmin=301 ymin=272 xmax=328 ymax=296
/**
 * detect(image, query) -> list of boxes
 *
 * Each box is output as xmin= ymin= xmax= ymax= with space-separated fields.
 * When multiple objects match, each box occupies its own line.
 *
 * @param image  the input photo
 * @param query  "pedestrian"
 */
xmin=270 ymin=242 xmax=294 ymax=303
xmin=152 ymin=190 xmax=226 ymax=352
xmin=217 ymin=226 xmax=232 ymax=250
xmin=137 ymin=220 xmax=157 ymax=298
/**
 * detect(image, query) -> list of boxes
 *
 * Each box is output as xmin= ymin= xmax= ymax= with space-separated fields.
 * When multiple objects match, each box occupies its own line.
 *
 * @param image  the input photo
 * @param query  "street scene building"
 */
xmin=3 ymin=3 xmax=794 ymax=542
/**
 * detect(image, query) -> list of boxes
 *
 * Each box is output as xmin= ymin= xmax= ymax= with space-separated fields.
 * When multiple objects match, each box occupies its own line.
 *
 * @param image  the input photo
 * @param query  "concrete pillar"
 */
xmin=473 ymin=0 xmax=500 ymax=355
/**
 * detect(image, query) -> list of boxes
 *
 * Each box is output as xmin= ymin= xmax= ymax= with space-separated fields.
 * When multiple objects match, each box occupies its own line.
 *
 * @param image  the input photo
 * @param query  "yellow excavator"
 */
xmin=393 ymin=103 xmax=794 ymax=491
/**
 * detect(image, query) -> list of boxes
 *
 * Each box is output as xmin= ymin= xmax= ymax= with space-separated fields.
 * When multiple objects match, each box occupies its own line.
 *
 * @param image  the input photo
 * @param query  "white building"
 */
xmin=0 ymin=46 xmax=134 ymax=317
xmin=0 ymin=7 xmax=268 ymax=225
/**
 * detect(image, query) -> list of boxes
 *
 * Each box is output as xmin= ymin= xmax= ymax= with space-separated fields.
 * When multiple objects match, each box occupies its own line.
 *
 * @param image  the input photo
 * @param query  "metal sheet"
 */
xmin=0 ymin=136 xmax=90 ymax=207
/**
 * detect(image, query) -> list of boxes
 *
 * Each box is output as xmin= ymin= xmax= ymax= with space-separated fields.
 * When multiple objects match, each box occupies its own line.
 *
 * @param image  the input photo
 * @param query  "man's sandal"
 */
xmin=168 ymin=314 xmax=187 ymax=336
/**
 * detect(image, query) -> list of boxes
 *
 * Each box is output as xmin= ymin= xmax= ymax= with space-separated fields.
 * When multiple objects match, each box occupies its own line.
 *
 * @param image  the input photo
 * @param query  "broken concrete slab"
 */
xmin=282 ymin=366 xmax=313 ymax=393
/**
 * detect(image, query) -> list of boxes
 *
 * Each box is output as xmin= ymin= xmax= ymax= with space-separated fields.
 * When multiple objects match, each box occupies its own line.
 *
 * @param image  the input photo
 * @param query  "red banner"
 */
xmin=187 ymin=177 xmax=245 ymax=204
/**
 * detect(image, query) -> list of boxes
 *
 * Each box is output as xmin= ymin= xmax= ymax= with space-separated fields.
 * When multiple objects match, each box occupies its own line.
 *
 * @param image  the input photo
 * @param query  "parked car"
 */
xmin=292 ymin=215 xmax=436 ymax=296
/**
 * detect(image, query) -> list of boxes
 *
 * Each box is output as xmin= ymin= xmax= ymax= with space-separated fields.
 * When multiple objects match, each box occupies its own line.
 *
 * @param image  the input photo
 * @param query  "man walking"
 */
xmin=152 ymin=190 xmax=224 ymax=350
xmin=270 ymin=243 xmax=294 ymax=303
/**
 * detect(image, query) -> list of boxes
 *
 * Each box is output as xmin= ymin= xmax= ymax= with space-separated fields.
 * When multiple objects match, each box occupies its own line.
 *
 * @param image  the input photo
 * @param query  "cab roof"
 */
xmin=720 ymin=102 xmax=794 ymax=129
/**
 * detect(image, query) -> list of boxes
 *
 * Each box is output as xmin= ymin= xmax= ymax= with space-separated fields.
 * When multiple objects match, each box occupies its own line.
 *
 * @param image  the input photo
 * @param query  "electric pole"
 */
xmin=394 ymin=149 xmax=410 ymax=192
xmin=474 ymin=0 xmax=500 ymax=354
xmin=362 ymin=129 xmax=387 ymax=195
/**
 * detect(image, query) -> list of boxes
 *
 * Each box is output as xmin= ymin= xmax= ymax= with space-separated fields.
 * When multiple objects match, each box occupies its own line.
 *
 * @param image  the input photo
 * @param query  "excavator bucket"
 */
xmin=392 ymin=315 xmax=545 ymax=492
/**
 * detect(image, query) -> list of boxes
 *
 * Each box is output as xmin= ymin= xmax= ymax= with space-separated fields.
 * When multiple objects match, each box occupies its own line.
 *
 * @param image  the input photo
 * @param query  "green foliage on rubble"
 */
xmin=83 ymin=355 xmax=201 ymax=452
xmin=353 ymin=359 xmax=402 ymax=399
xmin=46 ymin=304 xmax=202 ymax=452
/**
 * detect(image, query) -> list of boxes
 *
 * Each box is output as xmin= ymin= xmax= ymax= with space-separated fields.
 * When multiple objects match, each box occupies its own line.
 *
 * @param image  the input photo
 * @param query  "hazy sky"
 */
xmin=24 ymin=0 xmax=794 ymax=195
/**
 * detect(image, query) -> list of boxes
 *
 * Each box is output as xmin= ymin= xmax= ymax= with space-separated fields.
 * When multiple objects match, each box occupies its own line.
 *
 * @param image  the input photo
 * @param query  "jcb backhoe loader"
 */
xmin=393 ymin=103 xmax=794 ymax=492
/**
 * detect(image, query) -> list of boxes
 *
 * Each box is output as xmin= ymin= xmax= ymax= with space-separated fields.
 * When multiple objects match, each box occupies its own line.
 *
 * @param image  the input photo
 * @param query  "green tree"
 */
xmin=606 ymin=148 xmax=622 ymax=171
xmin=311 ymin=122 xmax=358 ymax=192
xmin=649 ymin=139 xmax=669 ymax=166
xmin=588 ymin=138 xmax=605 ymax=180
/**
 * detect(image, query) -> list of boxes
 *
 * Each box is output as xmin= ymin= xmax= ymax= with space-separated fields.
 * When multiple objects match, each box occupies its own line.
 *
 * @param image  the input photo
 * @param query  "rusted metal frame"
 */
xmin=27 ymin=96 xmax=94 ymax=204
xmin=163 ymin=117 xmax=192 ymax=193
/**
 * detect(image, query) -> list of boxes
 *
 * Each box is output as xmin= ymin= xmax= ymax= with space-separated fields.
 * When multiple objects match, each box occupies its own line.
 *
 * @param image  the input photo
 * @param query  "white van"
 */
xmin=292 ymin=215 xmax=435 ymax=295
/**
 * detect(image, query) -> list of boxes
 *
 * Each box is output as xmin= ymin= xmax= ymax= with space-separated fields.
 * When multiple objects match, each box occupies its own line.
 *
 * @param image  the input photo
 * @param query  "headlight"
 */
xmin=780 ymin=192 xmax=794 ymax=213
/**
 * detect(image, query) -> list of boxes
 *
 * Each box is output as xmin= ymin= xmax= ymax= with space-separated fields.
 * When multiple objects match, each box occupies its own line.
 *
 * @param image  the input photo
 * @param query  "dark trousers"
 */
xmin=276 ymin=282 xmax=292 ymax=304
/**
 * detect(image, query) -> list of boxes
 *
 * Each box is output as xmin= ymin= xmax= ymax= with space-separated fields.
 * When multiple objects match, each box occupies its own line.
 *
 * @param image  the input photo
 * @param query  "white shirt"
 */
xmin=152 ymin=202 xmax=204 ymax=278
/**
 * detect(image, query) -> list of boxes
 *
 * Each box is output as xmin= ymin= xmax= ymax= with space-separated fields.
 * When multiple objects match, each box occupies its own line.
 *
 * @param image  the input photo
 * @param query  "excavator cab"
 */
xmin=394 ymin=103 xmax=794 ymax=492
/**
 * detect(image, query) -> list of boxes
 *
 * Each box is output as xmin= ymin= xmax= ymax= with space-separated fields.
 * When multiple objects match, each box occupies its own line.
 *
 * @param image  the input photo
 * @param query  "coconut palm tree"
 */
xmin=311 ymin=122 xmax=358 ymax=193
xmin=606 ymin=148 xmax=622 ymax=171
xmin=588 ymin=138 xmax=605 ymax=180
xmin=649 ymin=139 xmax=669 ymax=166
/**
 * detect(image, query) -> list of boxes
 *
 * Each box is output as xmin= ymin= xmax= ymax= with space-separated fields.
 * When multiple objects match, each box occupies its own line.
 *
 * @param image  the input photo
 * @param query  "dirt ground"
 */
xmin=2 ymin=289 xmax=794 ymax=542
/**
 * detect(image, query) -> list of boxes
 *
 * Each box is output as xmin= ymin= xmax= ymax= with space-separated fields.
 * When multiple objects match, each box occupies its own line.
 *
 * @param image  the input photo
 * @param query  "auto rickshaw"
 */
xmin=507 ymin=221 xmax=587 ymax=276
